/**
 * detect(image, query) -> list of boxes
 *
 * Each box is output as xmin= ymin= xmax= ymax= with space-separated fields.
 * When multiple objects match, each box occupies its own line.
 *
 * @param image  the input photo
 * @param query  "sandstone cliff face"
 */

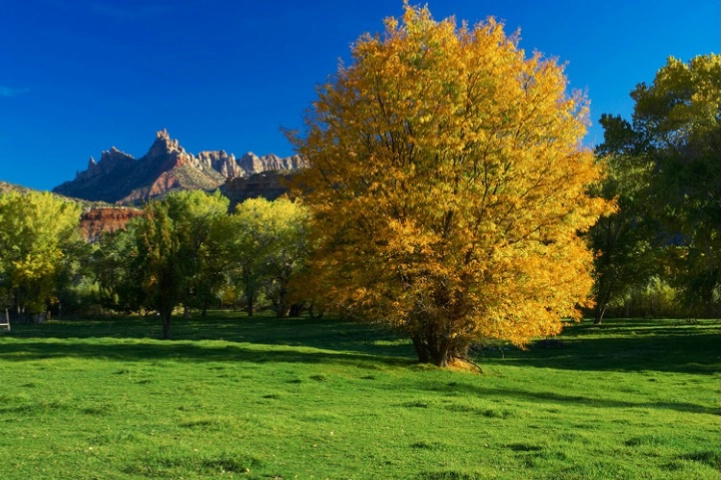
xmin=79 ymin=207 xmax=143 ymax=242
xmin=237 ymin=152 xmax=307 ymax=175
xmin=220 ymin=171 xmax=296 ymax=210
xmin=53 ymin=130 xmax=305 ymax=205
xmin=197 ymin=150 xmax=243 ymax=178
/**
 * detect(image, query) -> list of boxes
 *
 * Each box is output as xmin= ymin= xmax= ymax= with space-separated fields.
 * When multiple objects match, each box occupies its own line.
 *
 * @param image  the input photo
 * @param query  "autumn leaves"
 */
xmin=290 ymin=5 xmax=612 ymax=366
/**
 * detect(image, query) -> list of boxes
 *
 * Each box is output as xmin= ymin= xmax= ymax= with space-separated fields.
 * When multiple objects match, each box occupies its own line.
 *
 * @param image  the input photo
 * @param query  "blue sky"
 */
xmin=1 ymin=0 xmax=718 ymax=191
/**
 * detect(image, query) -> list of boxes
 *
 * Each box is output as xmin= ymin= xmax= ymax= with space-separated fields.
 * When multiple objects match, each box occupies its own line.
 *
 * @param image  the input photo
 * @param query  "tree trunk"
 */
xmin=161 ymin=310 xmax=172 ymax=340
xmin=16 ymin=296 xmax=26 ymax=323
xmin=245 ymin=286 xmax=255 ymax=317
xmin=410 ymin=331 xmax=453 ymax=367
xmin=410 ymin=333 xmax=431 ymax=364
xmin=431 ymin=339 xmax=451 ymax=368
xmin=276 ymin=305 xmax=291 ymax=318
xmin=308 ymin=301 xmax=324 ymax=319
xmin=594 ymin=291 xmax=612 ymax=325
xmin=276 ymin=283 xmax=289 ymax=318
xmin=593 ymin=305 xmax=605 ymax=325
xmin=289 ymin=303 xmax=303 ymax=317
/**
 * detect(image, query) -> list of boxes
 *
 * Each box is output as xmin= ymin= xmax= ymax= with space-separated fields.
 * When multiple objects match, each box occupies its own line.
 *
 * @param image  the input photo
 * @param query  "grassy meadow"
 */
xmin=0 ymin=313 xmax=718 ymax=479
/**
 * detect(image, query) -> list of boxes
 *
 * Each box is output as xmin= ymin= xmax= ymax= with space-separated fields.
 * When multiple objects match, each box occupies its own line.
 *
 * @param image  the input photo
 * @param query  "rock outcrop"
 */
xmin=53 ymin=130 xmax=305 ymax=205
xmin=79 ymin=207 xmax=144 ymax=242
xmin=197 ymin=150 xmax=243 ymax=178
xmin=236 ymin=152 xmax=306 ymax=176
xmin=220 ymin=171 xmax=297 ymax=210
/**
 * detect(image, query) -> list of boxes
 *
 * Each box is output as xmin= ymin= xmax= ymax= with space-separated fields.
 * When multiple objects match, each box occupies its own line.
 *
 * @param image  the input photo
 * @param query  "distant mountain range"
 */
xmin=53 ymin=129 xmax=306 ymax=204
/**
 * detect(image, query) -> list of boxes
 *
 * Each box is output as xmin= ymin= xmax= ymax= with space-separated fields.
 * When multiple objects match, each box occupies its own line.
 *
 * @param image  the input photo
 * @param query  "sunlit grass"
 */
xmin=0 ymin=314 xmax=718 ymax=479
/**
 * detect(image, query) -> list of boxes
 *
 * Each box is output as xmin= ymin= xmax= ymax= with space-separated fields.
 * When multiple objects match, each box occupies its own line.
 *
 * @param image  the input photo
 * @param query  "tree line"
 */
xmin=0 ymin=6 xmax=717 ymax=366
xmin=589 ymin=54 xmax=719 ymax=323
xmin=0 ymin=191 xmax=311 ymax=339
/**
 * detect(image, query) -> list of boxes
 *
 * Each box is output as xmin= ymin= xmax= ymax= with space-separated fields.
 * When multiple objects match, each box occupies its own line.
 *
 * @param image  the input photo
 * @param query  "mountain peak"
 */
xmin=52 ymin=131 xmax=306 ymax=204
xmin=148 ymin=129 xmax=184 ymax=158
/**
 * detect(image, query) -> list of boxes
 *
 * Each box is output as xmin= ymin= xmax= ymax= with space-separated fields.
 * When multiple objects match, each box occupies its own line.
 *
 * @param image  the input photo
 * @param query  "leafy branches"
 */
xmin=291 ymin=5 xmax=610 ymax=366
xmin=0 ymin=191 xmax=81 ymax=316
xmin=593 ymin=54 xmax=720 ymax=318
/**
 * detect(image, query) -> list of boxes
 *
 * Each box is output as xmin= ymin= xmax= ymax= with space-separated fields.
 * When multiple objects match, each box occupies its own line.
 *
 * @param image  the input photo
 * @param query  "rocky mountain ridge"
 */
xmin=53 ymin=129 xmax=306 ymax=204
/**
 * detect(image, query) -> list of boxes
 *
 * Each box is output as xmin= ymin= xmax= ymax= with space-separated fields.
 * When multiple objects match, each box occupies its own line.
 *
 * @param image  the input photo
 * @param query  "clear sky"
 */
xmin=1 ymin=0 xmax=718 ymax=191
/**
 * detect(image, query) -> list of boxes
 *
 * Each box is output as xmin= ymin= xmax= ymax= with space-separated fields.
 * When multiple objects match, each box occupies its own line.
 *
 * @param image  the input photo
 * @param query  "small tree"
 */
xmin=227 ymin=199 xmax=270 ymax=317
xmin=137 ymin=200 xmax=186 ymax=338
xmin=260 ymin=198 xmax=311 ymax=317
xmin=290 ymin=5 xmax=610 ymax=366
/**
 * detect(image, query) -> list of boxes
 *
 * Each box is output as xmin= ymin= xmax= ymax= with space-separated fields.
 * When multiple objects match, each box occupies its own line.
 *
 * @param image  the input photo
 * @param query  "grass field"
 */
xmin=0 ymin=313 xmax=718 ymax=479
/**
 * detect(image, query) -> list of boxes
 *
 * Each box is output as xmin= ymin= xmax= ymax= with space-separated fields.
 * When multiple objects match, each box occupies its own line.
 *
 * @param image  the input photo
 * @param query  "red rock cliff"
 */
xmin=80 ymin=207 xmax=143 ymax=242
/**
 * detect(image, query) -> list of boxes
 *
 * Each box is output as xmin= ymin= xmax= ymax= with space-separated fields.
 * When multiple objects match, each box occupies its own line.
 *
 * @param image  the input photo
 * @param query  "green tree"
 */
xmin=229 ymin=198 xmax=310 ymax=317
xmin=226 ymin=199 xmax=269 ymax=317
xmin=96 ymin=190 xmax=229 ymax=339
xmin=258 ymin=198 xmax=311 ymax=317
xmin=290 ymin=6 xmax=610 ymax=366
xmin=0 ymin=191 xmax=81 ymax=318
xmin=589 ymin=114 xmax=658 ymax=323
xmin=54 ymin=237 xmax=97 ymax=316
xmin=596 ymin=54 xmax=720 ymax=316
xmin=94 ymin=220 xmax=145 ymax=313
xmin=138 ymin=199 xmax=185 ymax=338
xmin=169 ymin=190 xmax=231 ymax=316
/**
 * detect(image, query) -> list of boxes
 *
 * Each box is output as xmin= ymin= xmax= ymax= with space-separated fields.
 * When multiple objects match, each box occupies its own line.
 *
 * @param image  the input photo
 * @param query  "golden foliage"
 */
xmin=0 ymin=191 xmax=81 ymax=313
xmin=291 ymin=5 xmax=612 ymax=365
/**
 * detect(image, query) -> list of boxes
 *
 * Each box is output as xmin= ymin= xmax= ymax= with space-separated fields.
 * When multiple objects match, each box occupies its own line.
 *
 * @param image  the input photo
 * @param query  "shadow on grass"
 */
xmin=2 ymin=312 xmax=410 ymax=350
xmin=420 ymin=381 xmax=720 ymax=416
xmin=0 ymin=337 xmax=418 ymax=369
xmin=2 ymin=315 xmax=719 ymax=376
xmin=0 ymin=314 xmax=418 ymax=366
xmin=483 ymin=319 xmax=720 ymax=376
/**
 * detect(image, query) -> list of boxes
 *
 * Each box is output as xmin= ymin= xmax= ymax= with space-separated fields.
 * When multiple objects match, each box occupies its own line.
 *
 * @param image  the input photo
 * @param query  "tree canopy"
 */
xmin=93 ymin=190 xmax=232 ymax=338
xmin=0 ymin=191 xmax=81 ymax=316
xmin=593 ymin=54 xmax=720 ymax=317
xmin=589 ymin=114 xmax=658 ymax=323
xmin=290 ymin=5 xmax=611 ymax=366
xmin=229 ymin=197 xmax=310 ymax=317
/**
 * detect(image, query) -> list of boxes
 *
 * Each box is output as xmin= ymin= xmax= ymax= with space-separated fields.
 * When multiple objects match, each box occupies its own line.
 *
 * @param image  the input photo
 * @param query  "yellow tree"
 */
xmin=290 ymin=5 xmax=612 ymax=367
xmin=0 ymin=191 xmax=81 ymax=317
xmin=229 ymin=197 xmax=310 ymax=317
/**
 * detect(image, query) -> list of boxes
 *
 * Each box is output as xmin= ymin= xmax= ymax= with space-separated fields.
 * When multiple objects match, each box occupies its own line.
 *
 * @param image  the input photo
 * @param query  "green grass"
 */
xmin=0 ymin=314 xmax=718 ymax=479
